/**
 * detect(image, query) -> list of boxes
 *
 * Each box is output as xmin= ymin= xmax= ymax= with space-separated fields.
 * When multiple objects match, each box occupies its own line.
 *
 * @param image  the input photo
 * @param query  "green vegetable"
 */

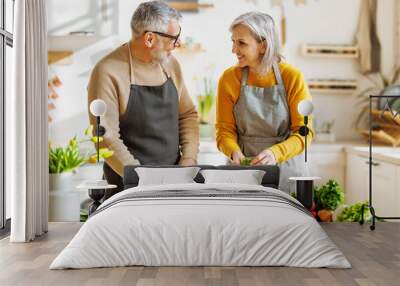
xmin=314 ymin=180 xmax=344 ymax=211
xmin=240 ymin=157 xmax=252 ymax=166
xmin=197 ymin=77 xmax=215 ymax=124
xmin=337 ymin=201 xmax=370 ymax=222
xmin=80 ymin=209 xmax=88 ymax=222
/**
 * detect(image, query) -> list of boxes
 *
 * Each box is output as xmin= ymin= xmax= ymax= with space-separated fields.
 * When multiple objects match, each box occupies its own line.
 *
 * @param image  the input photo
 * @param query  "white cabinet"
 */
xmin=345 ymin=153 xmax=369 ymax=204
xmin=308 ymin=149 xmax=346 ymax=188
xmin=371 ymin=160 xmax=399 ymax=217
xmin=47 ymin=0 xmax=118 ymax=36
xmin=345 ymin=153 xmax=400 ymax=217
xmin=198 ymin=140 xmax=228 ymax=165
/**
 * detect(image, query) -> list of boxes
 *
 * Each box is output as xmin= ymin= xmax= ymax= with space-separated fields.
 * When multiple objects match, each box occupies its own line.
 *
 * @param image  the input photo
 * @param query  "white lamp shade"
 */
xmin=297 ymin=99 xmax=314 ymax=116
xmin=90 ymin=99 xmax=107 ymax=116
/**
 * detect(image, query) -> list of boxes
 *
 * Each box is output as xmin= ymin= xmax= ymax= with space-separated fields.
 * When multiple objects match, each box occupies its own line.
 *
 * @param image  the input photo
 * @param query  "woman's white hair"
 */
xmin=131 ymin=1 xmax=181 ymax=40
xmin=230 ymin=12 xmax=282 ymax=74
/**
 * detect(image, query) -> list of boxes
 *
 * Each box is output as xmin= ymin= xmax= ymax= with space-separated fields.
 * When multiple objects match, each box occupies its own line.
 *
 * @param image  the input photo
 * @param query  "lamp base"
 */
xmin=296 ymin=180 xmax=314 ymax=209
xmin=289 ymin=177 xmax=321 ymax=210
xmin=88 ymin=188 xmax=105 ymax=216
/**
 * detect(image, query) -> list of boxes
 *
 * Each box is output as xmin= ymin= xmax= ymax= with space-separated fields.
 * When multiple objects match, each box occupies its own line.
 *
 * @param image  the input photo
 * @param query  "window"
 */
xmin=0 ymin=0 xmax=14 ymax=235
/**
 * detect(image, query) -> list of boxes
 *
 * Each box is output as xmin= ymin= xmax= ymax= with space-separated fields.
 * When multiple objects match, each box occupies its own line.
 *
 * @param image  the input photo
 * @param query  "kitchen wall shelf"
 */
xmin=48 ymin=51 xmax=74 ymax=65
xmin=48 ymin=35 xmax=104 ymax=51
xmin=48 ymin=34 xmax=105 ymax=65
xmin=307 ymin=79 xmax=357 ymax=94
xmin=167 ymin=1 xmax=214 ymax=11
xmin=176 ymin=42 xmax=205 ymax=54
xmin=301 ymin=44 xmax=359 ymax=59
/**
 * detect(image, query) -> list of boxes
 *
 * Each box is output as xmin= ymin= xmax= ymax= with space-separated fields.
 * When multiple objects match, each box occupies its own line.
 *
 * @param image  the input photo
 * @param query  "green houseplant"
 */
xmin=314 ymin=180 xmax=344 ymax=222
xmin=49 ymin=125 xmax=113 ymax=190
xmin=337 ymin=201 xmax=371 ymax=223
xmin=197 ymin=77 xmax=215 ymax=138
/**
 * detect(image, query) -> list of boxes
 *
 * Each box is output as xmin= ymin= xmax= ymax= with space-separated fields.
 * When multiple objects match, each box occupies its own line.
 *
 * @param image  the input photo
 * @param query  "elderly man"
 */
xmin=88 ymin=1 xmax=199 ymax=197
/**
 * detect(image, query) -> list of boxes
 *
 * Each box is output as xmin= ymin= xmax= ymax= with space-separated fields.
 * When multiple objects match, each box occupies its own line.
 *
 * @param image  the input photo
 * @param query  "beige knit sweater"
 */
xmin=88 ymin=43 xmax=199 ymax=177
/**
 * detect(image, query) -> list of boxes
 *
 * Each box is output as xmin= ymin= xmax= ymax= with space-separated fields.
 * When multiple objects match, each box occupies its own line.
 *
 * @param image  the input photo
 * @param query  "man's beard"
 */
xmin=150 ymin=45 xmax=171 ymax=65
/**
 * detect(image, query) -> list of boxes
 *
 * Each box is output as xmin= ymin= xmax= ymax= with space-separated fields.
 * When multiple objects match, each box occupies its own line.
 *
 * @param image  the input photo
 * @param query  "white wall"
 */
xmin=47 ymin=0 xmax=396 ymax=145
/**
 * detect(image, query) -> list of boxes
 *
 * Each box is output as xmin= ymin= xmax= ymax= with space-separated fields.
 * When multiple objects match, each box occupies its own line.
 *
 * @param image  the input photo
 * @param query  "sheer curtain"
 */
xmin=8 ymin=0 xmax=48 ymax=242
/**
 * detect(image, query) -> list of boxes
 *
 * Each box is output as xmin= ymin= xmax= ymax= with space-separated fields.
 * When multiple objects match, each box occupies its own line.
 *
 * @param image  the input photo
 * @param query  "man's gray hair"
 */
xmin=131 ymin=1 xmax=182 ymax=39
xmin=230 ymin=12 xmax=282 ymax=74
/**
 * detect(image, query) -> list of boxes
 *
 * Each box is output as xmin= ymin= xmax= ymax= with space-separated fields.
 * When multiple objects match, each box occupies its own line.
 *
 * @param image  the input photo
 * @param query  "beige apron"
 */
xmin=233 ymin=63 xmax=305 ymax=193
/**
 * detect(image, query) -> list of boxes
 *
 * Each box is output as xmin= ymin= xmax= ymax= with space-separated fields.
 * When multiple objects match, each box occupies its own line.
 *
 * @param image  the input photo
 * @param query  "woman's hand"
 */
xmin=251 ymin=149 xmax=276 ymax=165
xmin=231 ymin=150 xmax=245 ymax=165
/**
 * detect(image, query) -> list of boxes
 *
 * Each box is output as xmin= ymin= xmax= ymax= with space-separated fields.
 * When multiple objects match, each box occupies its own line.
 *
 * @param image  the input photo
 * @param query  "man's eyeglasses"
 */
xmin=145 ymin=27 xmax=181 ymax=46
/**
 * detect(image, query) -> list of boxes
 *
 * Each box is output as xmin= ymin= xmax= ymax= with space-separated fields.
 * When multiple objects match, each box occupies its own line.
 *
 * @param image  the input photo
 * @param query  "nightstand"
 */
xmin=77 ymin=182 xmax=117 ymax=216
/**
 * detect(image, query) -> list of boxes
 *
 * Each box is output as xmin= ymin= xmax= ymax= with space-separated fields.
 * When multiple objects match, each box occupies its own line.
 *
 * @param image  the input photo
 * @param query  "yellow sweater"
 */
xmin=216 ymin=62 xmax=314 ymax=163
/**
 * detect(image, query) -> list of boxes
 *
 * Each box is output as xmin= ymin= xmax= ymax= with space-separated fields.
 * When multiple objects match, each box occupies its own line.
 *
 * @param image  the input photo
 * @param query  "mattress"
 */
xmin=50 ymin=183 xmax=351 ymax=269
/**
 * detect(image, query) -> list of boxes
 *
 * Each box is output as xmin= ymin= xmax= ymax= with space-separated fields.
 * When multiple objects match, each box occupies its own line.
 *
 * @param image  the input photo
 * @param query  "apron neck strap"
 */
xmin=241 ymin=67 xmax=249 ymax=86
xmin=127 ymin=42 xmax=170 ymax=84
xmin=127 ymin=42 xmax=134 ymax=84
xmin=159 ymin=63 xmax=170 ymax=79
xmin=272 ymin=62 xmax=284 ymax=86
xmin=241 ymin=64 xmax=282 ymax=87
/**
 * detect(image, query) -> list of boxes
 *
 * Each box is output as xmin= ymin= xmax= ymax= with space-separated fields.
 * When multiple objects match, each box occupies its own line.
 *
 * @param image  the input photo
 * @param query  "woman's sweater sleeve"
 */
xmin=215 ymin=71 xmax=241 ymax=159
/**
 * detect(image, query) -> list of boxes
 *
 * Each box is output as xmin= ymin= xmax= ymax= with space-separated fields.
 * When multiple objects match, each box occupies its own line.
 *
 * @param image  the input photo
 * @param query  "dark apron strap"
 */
xmin=128 ymin=42 xmax=170 ymax=83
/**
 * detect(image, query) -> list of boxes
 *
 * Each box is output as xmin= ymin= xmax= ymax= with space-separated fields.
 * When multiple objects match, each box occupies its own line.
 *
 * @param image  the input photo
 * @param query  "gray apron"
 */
xmin=233 ymin=63 xmax=305 ymax=194
xmin=103 ymin=43 xmax=180 ymax=198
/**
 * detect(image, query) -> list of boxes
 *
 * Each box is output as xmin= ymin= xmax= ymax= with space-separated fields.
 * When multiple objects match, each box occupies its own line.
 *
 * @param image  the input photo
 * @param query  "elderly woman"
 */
xmin=216 ymin=12 xmax=314 ymax=193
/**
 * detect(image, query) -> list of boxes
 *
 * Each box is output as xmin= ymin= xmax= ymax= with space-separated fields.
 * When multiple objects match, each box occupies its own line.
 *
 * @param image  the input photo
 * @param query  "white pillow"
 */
xmin=200 ymin=169 xmax=266 ymax=185
xmin=135 ymin=167 xmax=200 ymax=186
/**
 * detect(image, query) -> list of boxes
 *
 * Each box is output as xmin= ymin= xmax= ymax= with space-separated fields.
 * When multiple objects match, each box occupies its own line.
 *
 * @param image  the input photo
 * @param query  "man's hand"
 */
xmin=179 ymin=157 xmax=197 ymax=166
xmin=231 ymin=150 xmax=245 ymax=165
xmin=251 ymin=149 xmax=276 ymax=165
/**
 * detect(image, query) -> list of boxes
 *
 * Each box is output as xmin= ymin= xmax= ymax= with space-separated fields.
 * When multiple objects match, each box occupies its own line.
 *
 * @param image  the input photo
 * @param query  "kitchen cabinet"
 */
xmin=308 ymin=148 xmax=346 ymax=188
xmin=47 ymin=0 xmax=117 ymax=65
xmin=345 ymin=153 xmax=400 ymax=217
xmin=370 ymin=160 xmax=399 ymax=217
xmin=198 ymin=140 xmax=227 ymax=165
xmin=345 ymin=153 xmax=369 ymax=204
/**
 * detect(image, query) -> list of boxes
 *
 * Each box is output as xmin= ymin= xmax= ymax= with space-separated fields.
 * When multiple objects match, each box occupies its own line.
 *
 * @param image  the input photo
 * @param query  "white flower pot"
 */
xmin=49 ymin=172 xmax=74 ymax=191
xmin=200 ymin=123 xmax=214 ymax=138
xmin=315 ymin=133 xmax=336 ymax=143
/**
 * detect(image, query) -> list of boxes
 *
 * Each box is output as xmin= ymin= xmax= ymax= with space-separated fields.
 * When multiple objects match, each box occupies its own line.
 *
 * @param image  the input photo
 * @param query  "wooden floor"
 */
xmin=0 ymin=222 xmax=399 ymax=286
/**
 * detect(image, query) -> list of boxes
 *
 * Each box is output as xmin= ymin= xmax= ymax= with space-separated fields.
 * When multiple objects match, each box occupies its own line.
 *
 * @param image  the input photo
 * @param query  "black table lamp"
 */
xmin=89 ymin=99 xmax=107 ymax=162
xmin=289 ymin=99 xmax=320 ymax=210
xmin=84 ymin=99 xmax=110 ymax=216
xmin=297 ymin=99 xmax=314 ymax=163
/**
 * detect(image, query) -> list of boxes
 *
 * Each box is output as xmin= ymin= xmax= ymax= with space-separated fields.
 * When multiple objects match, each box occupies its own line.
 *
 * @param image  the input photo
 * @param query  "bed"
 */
xmin=50 ymin=165 xmax=350 ymax=269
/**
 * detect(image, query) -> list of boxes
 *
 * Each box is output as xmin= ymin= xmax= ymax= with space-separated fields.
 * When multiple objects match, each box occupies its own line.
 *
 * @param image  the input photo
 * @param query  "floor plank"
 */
xmin=0 ymin=222 xmax=399 ymax=286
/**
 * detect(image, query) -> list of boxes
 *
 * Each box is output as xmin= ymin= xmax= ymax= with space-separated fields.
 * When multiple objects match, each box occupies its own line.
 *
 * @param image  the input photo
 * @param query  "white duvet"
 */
xmin=50 ymin=183 xmax=351 ymax=269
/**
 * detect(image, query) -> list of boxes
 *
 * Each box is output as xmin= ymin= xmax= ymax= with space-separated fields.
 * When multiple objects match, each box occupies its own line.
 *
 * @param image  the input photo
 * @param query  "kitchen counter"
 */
xmin=200 ymin=138 xmax=400 ymax=165
xmin=346 ymin=146 xmax=400 ymax=165
xmin=310 ymin=140 xmax=367 ymax=152
xmin=202 ymin=139 xmax=369 ymax=153
xmin=312 ymin=140 xmax=400 ymax=165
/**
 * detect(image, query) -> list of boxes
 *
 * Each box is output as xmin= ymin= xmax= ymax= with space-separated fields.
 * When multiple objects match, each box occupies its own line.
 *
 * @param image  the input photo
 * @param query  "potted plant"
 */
xmin=197 ymin=76 xmax=215 ymax=138
xmin=49 ymin=125 xmax=113 ymax=191
xmin=337 ymin=201 xmax=371 ymax=223
xmin=314 ymin=180 xmax=344 ymax=222
xmin=315 ymin=120 xmax=335 ymax=142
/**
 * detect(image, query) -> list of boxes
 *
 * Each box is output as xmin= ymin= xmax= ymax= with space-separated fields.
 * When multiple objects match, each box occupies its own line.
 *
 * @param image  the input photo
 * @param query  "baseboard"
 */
xmin=0 ymin=218 xmax=11 ymax=239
